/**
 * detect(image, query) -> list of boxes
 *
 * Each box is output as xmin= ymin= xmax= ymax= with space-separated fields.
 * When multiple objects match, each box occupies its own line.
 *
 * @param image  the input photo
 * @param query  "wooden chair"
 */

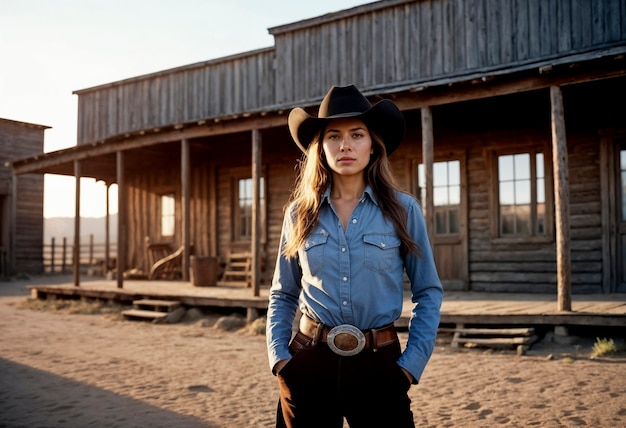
xmin=146 ymin=238 xmax=189 ymax=280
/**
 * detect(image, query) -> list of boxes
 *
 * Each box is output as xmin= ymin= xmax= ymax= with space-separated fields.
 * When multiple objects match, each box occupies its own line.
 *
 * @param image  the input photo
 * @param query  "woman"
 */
xmin=266 ymin=85 xmax=443 ymax=428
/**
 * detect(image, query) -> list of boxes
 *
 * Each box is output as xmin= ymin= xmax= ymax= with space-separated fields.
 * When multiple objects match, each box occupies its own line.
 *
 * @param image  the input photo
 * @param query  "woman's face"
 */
xmin=321 ymin=118 xmax=373 ymax=177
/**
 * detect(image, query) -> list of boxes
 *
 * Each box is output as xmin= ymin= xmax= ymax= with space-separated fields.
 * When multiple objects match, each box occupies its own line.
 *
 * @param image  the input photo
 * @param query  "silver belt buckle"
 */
xmin=327 ymin=324 xmax=366 ymax=357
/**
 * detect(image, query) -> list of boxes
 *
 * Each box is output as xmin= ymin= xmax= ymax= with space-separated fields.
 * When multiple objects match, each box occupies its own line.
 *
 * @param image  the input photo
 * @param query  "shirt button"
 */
xmin=343 ymin=301 xmax=348 ymax=306
xmin=352 ymin=219 xmax=357 ymax=224
xmin=342 ymin=277 xmax=348 ymax=282
xmin=341 ymin=247 xmax=346 ymax=252
xmin=381 ymin=242 xmax=386 ymax=248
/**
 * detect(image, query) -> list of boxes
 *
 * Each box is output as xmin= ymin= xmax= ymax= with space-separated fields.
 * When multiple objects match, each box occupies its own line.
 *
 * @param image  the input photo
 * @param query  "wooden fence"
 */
xmin=43 ymin=235 xmax=117 ymax=275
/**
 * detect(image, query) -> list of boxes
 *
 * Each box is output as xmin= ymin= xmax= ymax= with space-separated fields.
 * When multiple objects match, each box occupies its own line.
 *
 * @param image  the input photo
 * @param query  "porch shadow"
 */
xmin=0 ymin=357 xmax=217 ymax=427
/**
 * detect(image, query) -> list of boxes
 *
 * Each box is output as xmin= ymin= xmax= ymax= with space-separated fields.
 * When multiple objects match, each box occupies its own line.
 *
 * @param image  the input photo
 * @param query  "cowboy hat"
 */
xmin=288 ymin=85 xmax=405 ymax=155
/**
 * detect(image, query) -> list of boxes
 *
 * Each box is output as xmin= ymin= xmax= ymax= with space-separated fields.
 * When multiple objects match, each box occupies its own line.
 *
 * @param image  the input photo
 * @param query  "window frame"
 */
xmin=489 ymin=144 xmax=554 ymax=243
xmin=230 ymin=169 xmax=267 ymax=244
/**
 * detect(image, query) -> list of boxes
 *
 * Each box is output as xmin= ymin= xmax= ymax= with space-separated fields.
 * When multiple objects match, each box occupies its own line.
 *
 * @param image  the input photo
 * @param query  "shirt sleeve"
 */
xmin=396 ymin=194 xmax=444 ymax=383
xmin=266 ymin=211 xmax=303 ymax=374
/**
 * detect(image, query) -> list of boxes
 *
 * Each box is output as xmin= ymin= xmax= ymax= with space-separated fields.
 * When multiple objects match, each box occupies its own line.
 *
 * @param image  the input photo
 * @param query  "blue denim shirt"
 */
xmin=266 ymin=185 xmax=443 ymax=382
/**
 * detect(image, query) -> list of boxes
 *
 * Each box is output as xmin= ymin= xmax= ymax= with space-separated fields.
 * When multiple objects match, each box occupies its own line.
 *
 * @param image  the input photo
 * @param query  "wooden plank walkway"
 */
xmin=23 ymin=277 xmax=626 ymax=328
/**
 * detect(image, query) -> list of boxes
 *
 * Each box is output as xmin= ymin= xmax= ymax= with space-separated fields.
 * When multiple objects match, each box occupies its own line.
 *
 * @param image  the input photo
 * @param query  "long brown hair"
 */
xmin=282 ymin=126 xmax=420 ymax=259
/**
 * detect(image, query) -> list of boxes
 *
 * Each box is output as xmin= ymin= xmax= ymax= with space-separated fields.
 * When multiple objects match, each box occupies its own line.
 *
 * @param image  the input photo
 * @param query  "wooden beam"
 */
xmin=421 ymin=106 xmax=434 ymax=245
xmin=73 ymin=160 xmax=81 ymax=287
xmin=116 ymin=152 xmax=125 ymax=289
xmin=251 ymin=129 xmax=261 ymax=297
xmin=393 ymin=65 xmax=626 ymax=111
xmin=550 ymin=86 xmax=572 ymax=312
xmin=181 ymin=138 xmax=190 ymax=282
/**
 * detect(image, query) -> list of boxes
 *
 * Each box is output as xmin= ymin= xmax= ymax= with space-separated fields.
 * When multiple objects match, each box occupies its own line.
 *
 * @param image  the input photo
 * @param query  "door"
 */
xmin=416 ymin=156 xmax=468 ymax=291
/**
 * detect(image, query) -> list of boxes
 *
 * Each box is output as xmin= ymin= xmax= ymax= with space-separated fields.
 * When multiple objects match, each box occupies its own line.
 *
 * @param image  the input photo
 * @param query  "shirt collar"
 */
xmin=321 ymin=184 xmax=379 ymax=206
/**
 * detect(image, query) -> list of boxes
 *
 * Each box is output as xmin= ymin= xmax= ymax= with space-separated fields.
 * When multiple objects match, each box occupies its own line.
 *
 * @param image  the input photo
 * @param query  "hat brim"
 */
xmin=288 ymin=99 xmax=405 ymax=155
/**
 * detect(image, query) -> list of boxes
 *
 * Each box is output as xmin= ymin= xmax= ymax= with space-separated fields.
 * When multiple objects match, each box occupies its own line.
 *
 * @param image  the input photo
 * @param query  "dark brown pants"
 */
xmin=275 ymin=338 xmax=414 ymax=428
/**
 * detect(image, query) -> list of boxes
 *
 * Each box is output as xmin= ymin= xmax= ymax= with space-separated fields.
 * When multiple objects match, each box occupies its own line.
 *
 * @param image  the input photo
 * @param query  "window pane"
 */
xmin=499 ymin=155 xmax=514 ymax=181
xmin=516 ymin=179 xmax=531 ymax=204
xmin=516 ymin=205 xmax=531 ymax=235
xmin=500 ymin=182 xmax=515 ymax=205
xmin=449 ymin=184 xmax=461 ymax=205
xmin=536 ymin=153 xmax=544 ymax=178
xmin=448 ymin=160 xmax=460 ymax=185
xmin=536 ymin=177 xmax=545 ymax=203
xmin=433 ymin=187 xmax=448 ymax=206
xmin=435 ymin=210 xmax=447 ymax=234
xmin=434 ymin=162 xmax=448 ymax=186
xmin=514 ymin=154 xmax=531 ymax=180
xmin=537 ymin=203 xmax=545 ymax=235
xmin=501 ymin=209 xmax=515 ymax=235
xmin=418 ymin=164 xmax=425 ymax=188
xmin=161 ymin=194 xmax=175 ymax=237
xmin=448 ymin=208 xmax=459 ymax=234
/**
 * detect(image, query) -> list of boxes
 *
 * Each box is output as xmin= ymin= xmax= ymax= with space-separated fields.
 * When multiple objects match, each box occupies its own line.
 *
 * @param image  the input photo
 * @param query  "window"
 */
xmin=236 ymin=177 xmax=265 ymax=241
xmin=497 ymin=152 xmax=546 ymax=237
xmin=418 ymin=160 xmax=461 ymax=235
xmin=161 ymin=193 xmax=175 ymax=237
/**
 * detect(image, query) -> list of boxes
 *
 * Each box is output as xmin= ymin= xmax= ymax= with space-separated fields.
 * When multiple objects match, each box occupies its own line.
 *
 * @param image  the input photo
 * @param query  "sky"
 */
xmin=0 ymin=0 xmax=365 ymax=218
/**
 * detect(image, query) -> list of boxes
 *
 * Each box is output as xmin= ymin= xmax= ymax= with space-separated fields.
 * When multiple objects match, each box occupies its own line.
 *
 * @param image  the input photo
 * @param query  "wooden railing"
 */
xmin=43 ymin=235 xmax=117 ymax=275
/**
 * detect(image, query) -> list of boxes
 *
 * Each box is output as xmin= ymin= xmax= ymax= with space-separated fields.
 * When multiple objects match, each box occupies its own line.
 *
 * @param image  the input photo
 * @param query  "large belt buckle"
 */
xmin=326 ymin=324 xmax=366 ymax=357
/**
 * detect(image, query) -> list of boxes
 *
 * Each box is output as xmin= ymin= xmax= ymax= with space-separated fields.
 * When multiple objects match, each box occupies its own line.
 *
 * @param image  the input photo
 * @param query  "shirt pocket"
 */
xmin=302 ymin=231 xmax=328 ymax=276
xmin=363 ymin=234 xmax=401 ymax=273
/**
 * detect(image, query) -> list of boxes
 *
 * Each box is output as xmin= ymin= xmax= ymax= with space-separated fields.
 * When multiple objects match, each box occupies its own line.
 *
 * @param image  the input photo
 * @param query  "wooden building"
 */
xmin=11 ymin=0 xmax=626 ymax=297
xmin=0 ymin=118 xmax=49 ymax=276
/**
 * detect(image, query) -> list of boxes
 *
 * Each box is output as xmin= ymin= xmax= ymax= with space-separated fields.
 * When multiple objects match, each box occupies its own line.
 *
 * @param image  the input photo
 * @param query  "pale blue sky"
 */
xmin=0 ymin=0 xmax=365 ymax=217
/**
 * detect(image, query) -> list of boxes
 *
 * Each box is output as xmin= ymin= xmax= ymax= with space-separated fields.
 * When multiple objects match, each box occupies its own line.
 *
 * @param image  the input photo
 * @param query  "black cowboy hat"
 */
xmin=288 ymin=85 xmax=405 ymax=155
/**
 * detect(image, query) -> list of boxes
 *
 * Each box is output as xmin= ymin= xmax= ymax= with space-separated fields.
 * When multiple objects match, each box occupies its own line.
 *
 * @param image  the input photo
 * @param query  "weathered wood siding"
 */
xmin=272 ymin=0 xmax=626 ymax=103
xmin=75 ymin=48 xmax=276 ymax=145
xmin=0 ymin=119 xmax=47 ymax=274
xmin=74 ymin=0 xmax=626 ymax=146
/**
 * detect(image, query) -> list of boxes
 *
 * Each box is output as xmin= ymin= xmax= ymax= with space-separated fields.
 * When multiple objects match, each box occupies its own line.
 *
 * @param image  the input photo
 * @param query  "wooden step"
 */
xmin=132 ymin=299 xmax=181 ymax=312
xmin=449 ymin=324 xmax=539 ymax=354
xmin=216 ymin=280 xmax=250 ymax=287
xmin=122 ymin=308 xmax=169 ymax=321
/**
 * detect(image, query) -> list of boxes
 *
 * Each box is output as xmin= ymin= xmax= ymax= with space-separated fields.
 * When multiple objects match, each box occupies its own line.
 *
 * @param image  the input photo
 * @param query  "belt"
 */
xmin=295 ymin=315 xmax=398 ymax=356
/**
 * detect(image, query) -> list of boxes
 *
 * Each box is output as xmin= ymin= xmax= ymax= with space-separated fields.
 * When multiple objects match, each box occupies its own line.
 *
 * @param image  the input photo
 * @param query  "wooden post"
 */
xmin=50 ymin=237 xmax=56 ymax=273
xmin=89 ymin=234 xmax=94 ymax=265
xmin=105 ymin=182 xmax=111 ymax=276
xmin=73 ymin=160 xmax=81 ymax=287
xmin=116 ymin=151 xmax=125 ymax=289
xmin=181 ymin=138 xmax=191 ymax=282
xmin=251 ymin=129 xmax=262 ymax=297
xmin=421 ymin=106 xmax=435 ymax=245
xmin=9 ymin=172 xmax=17 ymax=277
xmin=209 ymin=163 xmax=217 ymax=257
xmin=62 ymin=237 xmax=67 ymax=273
xmin=550 ymin=86 xmax=572 ymax=312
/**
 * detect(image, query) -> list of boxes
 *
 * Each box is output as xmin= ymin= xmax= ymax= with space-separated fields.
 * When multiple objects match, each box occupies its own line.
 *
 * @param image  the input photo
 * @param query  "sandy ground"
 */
xmin=1 ymin=277 xmax=625 ymax=428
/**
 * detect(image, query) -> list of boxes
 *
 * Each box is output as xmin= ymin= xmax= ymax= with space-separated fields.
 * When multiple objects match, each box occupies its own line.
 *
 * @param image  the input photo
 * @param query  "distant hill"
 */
xmin=44 ymin=214 xmax=118 ymax=244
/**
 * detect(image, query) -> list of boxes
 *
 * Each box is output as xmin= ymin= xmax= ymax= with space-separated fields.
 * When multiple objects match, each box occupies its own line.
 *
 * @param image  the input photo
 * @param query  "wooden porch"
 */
xmin=24 ymin=277 xmax=626 ymax=328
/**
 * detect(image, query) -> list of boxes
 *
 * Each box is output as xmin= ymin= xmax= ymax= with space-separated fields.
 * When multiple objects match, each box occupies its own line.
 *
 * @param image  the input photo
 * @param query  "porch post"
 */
xmin=105 ymin=182 xmax=110 ymax=277
xmin=73 ymin=160 xmax=81 ymax=287
xmin=251 ymin=129 xmax=261 ymax=297
xmin=550 ymin=86 xmax=572 ymax=311
xmin=116 ymin=151 xmax=125 ymax=289
xmin=181 ymin=137 xmax=191 ymax=281
xmin=421 ymin=106 xmax=435 ymax=245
